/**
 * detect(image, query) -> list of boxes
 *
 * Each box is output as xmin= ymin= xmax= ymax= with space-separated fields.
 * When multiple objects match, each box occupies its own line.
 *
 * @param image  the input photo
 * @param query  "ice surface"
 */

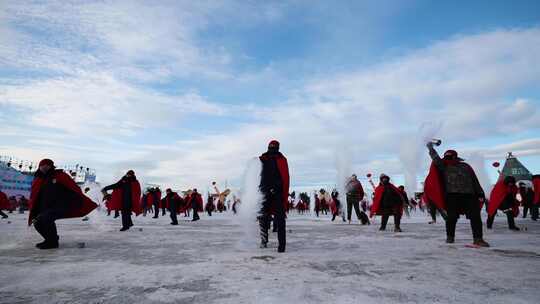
xmin=1 ymin=210 xmax=539 ymax=304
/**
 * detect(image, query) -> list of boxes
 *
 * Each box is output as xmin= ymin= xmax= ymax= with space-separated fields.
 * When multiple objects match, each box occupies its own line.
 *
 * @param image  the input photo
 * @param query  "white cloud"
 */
xmin=0 ymin=72 xmax=224 ymax=135
xmin=128 ymin=28 xmax=540 ymax=189
xmin=1 ymin=1 xmax=539 ymax=191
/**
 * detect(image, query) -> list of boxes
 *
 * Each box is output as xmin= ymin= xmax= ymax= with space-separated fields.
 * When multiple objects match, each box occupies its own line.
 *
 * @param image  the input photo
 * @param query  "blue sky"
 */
xmin=1 ymin=0 xmax=539 ymax=193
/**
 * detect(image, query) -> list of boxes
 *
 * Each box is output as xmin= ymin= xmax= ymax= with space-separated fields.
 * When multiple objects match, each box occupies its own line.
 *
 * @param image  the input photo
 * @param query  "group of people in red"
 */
xmin=9 ymin=139 xmax=539 ymax=251
xmin=0 ymin=192 xmax=29 ymax=219
xmin=101 ymin=177 xmax=205 ymax=230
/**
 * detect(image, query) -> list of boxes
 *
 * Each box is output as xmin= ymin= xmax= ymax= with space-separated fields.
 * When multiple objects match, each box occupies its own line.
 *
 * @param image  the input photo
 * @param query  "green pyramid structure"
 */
xmin=501 ymin=152 xmax=532 ymax=181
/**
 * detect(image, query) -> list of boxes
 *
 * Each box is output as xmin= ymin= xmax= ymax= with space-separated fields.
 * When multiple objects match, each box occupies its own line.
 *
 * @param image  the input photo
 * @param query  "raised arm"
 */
xmin=101 ymin=181 xmax=121 ymax=194
xmin=427 ymin=142 xmax=444 ymax=170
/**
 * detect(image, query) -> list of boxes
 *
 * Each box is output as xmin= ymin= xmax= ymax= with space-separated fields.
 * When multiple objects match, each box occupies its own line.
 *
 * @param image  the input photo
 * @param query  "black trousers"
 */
xmin=428 ymin=204 xmax=437 ymax=222
xmin=532 ymin=205 xmax=539 ymax=220
xmin=259 ymin=191 xmax=286 ymax=251
xmin=192 ymin=203 xmax=200 ymax=221
xmin=34 ymin=210 xmax=64 ymax=243
xmin=121 ymin=209 xmax=133 ymax=228
xmin=153 ymin=203 xmax=159 ymax=218
xmin=445 ymin=194 xmax=483 ymax=239
xmin=346 ymin=197 xmax=363 ymax=221
xmin=380 ymin=213 xmax=401 ymax=229
xmin=143 ymin=205 xmax=148 ymax=216
xmin=169 ymin=202 xmax=178 ymax=224
xmin=487 ymin=211 xmax=517 ymax=229
xmin=121 ymin=198 xmax=133 ymax=228
xmin=523 ymin=204 xmax=530 ymax=218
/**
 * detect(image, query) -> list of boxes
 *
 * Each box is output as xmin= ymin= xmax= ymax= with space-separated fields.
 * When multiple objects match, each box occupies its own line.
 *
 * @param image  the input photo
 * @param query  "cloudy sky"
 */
xmin=1 ymin=0 xmax=539 ymax=191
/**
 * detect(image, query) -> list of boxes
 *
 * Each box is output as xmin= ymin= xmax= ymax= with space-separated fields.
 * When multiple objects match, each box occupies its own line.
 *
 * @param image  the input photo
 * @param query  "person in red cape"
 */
xmin=154 ymin=187 xmax=165 ymax=216
xmin=258 ymin=140 xmax=290 ymax=253
xmin=330 ymin=189 xmax=346 ymax=222
xmin=103 ymin=194 xmax=112 ymax=216
xmin=205 ymin=194 xmax=216 ymax=216
xmin=398 ymin=186 xmax=412 ymax=217
xmin=0 ymin=190 xmax=10 ymax=219
xmin=164 ymin=188 xmax=183 ymax=225
xmin=487 ymin=176 xmax=520 ymax=231
xmin=147 ymin=187 xmax=162 ymax=219
xmin=425 ymin=143 xmax=488 ymax=246
xmin=28 ymin=159 xmax=97 ymax=249
xmin=140 ymin=193 xmax=149 ymax=216
xmin=518 ymin=182 xmax=536 ymax=220
xmin=314 ymin=191 xmax=321 ymax=217
xmin=532 ymin=175 xmax=540 ymax=221
xmin=101 ymin=170 xmax=141 ymax=231
xmin=346 ymin=174 xmax=368 ymax=224
xmin=189 ymin=189 xmax=203 ymax=221
xmin=370 ymin=174 xmax=405 ymax=232
xmin=319 ymin=189 xmax=329 ymax=215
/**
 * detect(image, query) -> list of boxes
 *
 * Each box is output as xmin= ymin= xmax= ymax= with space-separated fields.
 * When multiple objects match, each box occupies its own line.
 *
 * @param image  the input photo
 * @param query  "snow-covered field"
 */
xmin=1 ymin=210 xmax=539 ymax=304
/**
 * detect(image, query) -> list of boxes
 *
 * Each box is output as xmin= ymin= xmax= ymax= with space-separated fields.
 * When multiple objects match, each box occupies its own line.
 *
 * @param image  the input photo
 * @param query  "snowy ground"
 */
xmin=1 ymin=210 xmax=539 ymax=304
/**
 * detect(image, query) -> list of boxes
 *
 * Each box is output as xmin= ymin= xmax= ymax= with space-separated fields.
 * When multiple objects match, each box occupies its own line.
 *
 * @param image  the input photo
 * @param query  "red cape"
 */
xmin=188 ymin=193 xmax=203 ymax=212
xmin=147 ymin=191 xmax=162 ymax=208
xmin=370 ymin=183 xmax=404 ymax=218
xmin=109 ymin=180 xmax=142 ymax=216
xmin=28 ymin=170 xmax=98 ymax=225
xmin=104 ymin=195 xmax=112 ymax=211
xmin=533 ymin=175 xmax=540 ymax=205
xmin=165 ymin=193 xmax=184 ymax=213
xmin=330 ymin=198 xmax=338 ymax=215
xmin=488 ymin=177 xmax=519 ymax=217
xmin=205 ymin=200 xmax=216 ymax=212
xmin=179 ymin=194 xmax=191 ymax=213
xmin=0 ymin=191 xmax=10 ymax=210
xmin=155 ymin=190 xmax=164 ymax=208
xmin=423 ymin=161 xmax=483 ymax=212
xmin=259 ymin=153 xmax=290 ymax=212
xmin=423 ymin=163 xmax=447 ymax=211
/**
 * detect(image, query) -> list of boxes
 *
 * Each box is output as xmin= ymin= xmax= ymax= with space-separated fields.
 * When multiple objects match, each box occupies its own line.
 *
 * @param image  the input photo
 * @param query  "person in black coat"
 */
xmin=487 ymin=176 xmax=520 ymax=231
xmin=519 ymin=182 xmax=536 ymax=220
xmin=101 ymin=170 xmax=140 ymax=231
xmin=190 ymin=189 xmax=202 ymax=222
xmin=31 ymin=161 xmax=78 ymax=248
xmin=28 ymin=159 xmax=97 ymax=249
xmin=165 ymin=188 xmax=182 ymax=225
xmin=258 ymin=140 xmax=290 ymax=253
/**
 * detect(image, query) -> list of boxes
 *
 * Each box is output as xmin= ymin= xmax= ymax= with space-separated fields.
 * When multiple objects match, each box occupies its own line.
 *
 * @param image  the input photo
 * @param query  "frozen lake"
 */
xmin=1 ymin=210 xmax=539 ymax=303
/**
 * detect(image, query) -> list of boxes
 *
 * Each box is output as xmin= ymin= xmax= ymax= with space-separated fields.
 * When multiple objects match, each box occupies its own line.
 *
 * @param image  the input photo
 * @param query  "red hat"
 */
xmin=38 ymin=159 xmax=54 ymax=167
xmin=444 ymin=150 xmax=458 ymax=158
xmin=444 ymin=150 xmax=464 ymax=161
xmin=268 ymin=140 xmax=280 ymax=147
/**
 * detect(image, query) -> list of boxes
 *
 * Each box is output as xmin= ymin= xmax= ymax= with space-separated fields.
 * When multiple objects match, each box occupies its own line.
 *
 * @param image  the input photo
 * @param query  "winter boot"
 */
xmin=473 ymin=238 xmax=490 ymax=247
xmin=39 ymin=241 xmax=59 ymax=250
